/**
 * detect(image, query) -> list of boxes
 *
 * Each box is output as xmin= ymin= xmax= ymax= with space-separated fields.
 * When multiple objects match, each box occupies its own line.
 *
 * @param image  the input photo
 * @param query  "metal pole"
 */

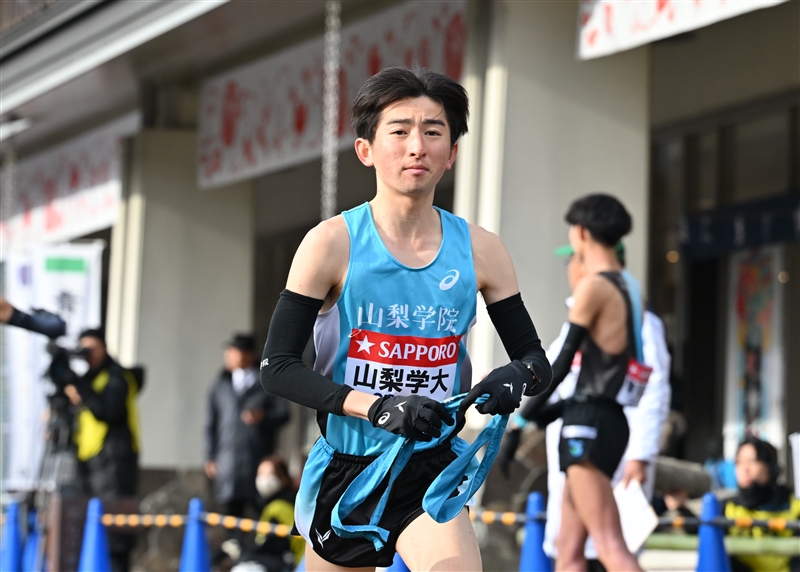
xmin=321 ymin=1 xmax=341 ymax=221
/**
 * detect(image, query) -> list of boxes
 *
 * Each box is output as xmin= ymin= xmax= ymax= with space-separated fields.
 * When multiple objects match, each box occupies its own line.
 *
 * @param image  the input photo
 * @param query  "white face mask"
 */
xmin=256 ymin=474 xmax=282 ymax=499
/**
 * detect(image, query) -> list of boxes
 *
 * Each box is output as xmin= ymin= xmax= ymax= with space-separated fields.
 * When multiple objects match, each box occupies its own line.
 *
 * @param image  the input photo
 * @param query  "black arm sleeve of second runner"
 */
xmin=519 ymin=321 xmax=588 ymax=421
xmin=260 ymin=289 xmax=353 ymax=416
xmin=486 ymin=293 xmax=553 ymax=396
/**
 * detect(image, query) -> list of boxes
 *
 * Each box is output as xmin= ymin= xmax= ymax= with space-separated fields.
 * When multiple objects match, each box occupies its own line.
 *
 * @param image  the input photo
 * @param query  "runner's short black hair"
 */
xmin=352 ymin=67 xmax=468 ymax=147
xmin=565 ymin=194 xmax=632 ymax=247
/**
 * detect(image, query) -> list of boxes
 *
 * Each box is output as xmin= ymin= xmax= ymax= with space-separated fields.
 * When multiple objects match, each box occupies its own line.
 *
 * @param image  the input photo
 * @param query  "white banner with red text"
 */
xmin=578 ymin=0 xmax=787 ymax=60
xmin=0 ymin=113 xmax=140 ymax=255
xmin=198 ymin=0 xmax=466 ymax=189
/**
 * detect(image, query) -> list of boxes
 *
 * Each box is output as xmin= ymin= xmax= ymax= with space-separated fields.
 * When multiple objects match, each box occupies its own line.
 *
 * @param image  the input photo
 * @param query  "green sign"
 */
xmin=45 ymin=258 xmax=86 ymax=272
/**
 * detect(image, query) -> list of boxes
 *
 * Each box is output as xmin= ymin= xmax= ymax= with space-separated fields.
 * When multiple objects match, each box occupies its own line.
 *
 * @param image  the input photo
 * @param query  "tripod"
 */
xmin=31 ymin=363 xmax=82 ymax=571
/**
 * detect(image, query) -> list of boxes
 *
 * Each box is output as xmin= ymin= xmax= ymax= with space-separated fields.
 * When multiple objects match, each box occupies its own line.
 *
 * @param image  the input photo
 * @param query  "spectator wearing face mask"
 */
xmin=725 ymin=436 xmax=800 ymax=572
xmin=64 ymin=328 xmax=141 ymax=572
xmin=232 ymin=456 xmax=304 ymax=572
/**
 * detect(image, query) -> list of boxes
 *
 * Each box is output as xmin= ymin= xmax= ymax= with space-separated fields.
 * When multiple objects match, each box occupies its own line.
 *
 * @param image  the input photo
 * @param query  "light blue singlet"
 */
xmin=295 ymin=203 xmax=507 ymax=551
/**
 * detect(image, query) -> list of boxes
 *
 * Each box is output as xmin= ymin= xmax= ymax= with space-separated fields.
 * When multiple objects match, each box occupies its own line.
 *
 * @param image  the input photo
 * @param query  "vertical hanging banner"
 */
xmin=722 ymin=246 xmax=785 ymax=460
xmin=198 ymin=0 xmax=466 ymax=189
xmin=578 ymin=0 xmax=787 ymax=60
xmin=3 ymin=241 xmax=103 ymax=491
xmin=0 ymin=113 xmax=139 ymax=254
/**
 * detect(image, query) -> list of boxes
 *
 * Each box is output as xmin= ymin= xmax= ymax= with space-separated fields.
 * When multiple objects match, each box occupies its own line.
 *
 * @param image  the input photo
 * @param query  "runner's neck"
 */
xmin=581 ymin=243 xmax=623 ymax=276
xmin=369 ymin=194 xmax=441 ymax=243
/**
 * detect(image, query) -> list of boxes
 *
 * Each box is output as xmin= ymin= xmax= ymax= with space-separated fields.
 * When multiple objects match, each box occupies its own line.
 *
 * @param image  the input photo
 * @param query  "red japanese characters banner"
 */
xmin=0 ymin=113 xmax=140 ymax=253
xmin=198 ymin=1 xmax=466 ymax=189
xmin=578 ymin=0 xmax=787 ymax=60
xmin=345 ymin=329 xmax=462 ymax=400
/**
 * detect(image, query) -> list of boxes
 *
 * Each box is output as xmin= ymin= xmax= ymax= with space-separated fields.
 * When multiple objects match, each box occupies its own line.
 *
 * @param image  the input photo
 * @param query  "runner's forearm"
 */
xmin=260 ymin=289 xmax=353 ymax=415
xmin=486 ymin=293 xmax=552 ymax=394
xmin=520 ymin=322 xmax=587 ymax=420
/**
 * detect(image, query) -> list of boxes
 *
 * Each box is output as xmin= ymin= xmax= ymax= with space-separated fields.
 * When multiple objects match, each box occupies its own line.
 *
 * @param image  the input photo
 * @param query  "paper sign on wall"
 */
xmin=578 ymin=0 xmax=787 ymax=60
xmin=0 ymin=113 xmax=139 ymax=254
xmin=198 ymin=1 xmax=466 ymax=189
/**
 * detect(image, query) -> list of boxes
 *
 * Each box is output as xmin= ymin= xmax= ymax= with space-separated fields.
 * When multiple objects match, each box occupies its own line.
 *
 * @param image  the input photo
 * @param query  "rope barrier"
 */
xmin=201 ymin=512 xmax=292 ymax=538
xmin=657 ymin=516 xmax=800 ymax=532
xmin=469 ymin=508 xmax=541 ymax=525
xmin=97 ymin=511 xmax=293 ymax=537
xmin=65 ymin=508 xmax=800 ymax=534
xmin=467 ymin=508 xmax=800 ymax=532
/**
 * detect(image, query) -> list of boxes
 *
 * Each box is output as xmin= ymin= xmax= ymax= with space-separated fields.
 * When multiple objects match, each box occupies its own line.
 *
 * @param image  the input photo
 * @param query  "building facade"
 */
xmin=1 ymin=0 xmax=797 ymax=479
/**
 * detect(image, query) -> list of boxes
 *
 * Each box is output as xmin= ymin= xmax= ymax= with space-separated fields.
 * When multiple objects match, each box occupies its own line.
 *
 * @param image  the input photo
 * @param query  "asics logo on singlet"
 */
xmin=439 ymin=269 xmax=460 ymax=291
xmin=378 ymin=412 xmax=391 ymax=425
xmin=260 ymin=358 xmax=269 ymax=369
xmin=503 ymin=383 xmax=513 ymax=392
xmin=395 ymin=401 xmax=407 ymax=412
xmin=315 ymin=529 xmax=331 ymax=547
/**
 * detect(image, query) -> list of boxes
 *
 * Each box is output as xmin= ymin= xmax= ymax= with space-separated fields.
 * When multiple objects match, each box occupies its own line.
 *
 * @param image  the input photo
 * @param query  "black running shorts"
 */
xmin=299 ymin=441 xmax=459 ymax=568
xmin=559 ymin=399 xmax=629 ymax=478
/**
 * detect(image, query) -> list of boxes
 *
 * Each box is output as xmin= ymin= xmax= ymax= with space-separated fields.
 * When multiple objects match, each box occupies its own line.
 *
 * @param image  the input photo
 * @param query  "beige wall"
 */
xmin=117 ymin=129 xmax=254 ymax=468
xmin=467 ymin=0 xmax=650 ymax=376
xmin=651 ymin=0 xmax=800 ymax=126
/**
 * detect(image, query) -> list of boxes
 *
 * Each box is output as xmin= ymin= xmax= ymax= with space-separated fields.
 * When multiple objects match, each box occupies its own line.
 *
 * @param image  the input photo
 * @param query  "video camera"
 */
xmin=44 ymin=341 xmax=88 ymax=391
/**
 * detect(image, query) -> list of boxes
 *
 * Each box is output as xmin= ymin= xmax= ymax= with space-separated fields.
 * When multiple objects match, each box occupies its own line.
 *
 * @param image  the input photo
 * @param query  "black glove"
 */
xmin=498 ymin=428 xmax=522 ymax=479
xmin=367 ymin=395 xmax=454 ymax=442
xmin=458 ymin=361 xmax=531 ymax=418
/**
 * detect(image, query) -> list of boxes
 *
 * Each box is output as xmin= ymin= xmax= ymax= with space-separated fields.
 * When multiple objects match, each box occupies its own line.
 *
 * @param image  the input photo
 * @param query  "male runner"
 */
xmin=501 ymin=243 xmax=671 ymax=570
xmin=517 ymin=194 xmax=646 ymax=571
xmin=260 ymin=67 xmax=551 ymax=571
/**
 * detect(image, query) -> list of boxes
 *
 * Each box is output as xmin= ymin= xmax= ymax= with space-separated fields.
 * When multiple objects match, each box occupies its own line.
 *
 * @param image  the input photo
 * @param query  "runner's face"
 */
xmin=355 ymin=97 xmax=458 ymax=197
xmin=568 ymin=224 xmax=592 ymax=260
xmin=566 ymin=255 xmax=586 ymax=291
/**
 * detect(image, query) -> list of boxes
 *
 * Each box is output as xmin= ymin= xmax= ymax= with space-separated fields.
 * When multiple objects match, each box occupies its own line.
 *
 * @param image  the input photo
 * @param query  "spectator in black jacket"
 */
xmin=205 ymin=334 xmax=290 ymax=518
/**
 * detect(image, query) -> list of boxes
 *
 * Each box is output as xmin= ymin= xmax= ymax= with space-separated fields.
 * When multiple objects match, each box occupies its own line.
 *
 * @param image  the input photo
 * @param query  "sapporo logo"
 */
xmin=439 ymin=269 xmax=460 ymax=291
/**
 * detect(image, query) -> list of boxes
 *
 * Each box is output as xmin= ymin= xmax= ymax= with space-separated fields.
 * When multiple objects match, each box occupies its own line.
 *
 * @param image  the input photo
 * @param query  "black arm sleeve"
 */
xmin=260 ymin=289 xmax=353 ymax=416
xmin=7 ymin=308 xmax=67 ymax=338
xmin=486 ymin=293 xmax=553 ymax=395
xmin=519 ymin=322 xmax=588 ymax=421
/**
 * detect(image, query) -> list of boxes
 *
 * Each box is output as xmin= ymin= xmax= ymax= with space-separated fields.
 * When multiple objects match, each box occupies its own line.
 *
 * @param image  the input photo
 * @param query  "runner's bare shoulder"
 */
xmin=569 ymin=273 xmax=618 ymax=326
xmin=467 ymin=223 xmax=519 ymax=304
xmin=286 ymin=215 xmax=350 ymax=303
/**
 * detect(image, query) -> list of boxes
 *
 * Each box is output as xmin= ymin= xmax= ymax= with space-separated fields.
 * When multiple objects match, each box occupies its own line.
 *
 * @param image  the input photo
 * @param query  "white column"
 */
xmin=466 ymin=2 xmax=511 ymax=404
xmin=124 ymin=130 xmax=254 ymax=468
xmin=494 ymin=0 xmax=650 ymax=349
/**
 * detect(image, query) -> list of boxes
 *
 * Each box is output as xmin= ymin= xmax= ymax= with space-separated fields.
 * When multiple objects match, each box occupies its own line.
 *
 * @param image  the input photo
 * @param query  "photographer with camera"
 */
xmin=65 ymin=328 xmax=141 ymax=572
xmin=0 ymin=296 xmax=66 ymax=338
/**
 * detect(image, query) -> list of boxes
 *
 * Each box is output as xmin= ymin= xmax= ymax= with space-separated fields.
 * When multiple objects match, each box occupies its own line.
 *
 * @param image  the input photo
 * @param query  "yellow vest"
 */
xmin=256 ymin=497 xmax=305 ymax=565
xmin=725 ymin=495 xmax=800 ymax=572
xmin=74 ymin=367 xmax=141 ymax=462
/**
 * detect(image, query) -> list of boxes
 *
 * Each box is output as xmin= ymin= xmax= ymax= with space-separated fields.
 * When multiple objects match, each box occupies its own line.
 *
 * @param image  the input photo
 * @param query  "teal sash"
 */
xmin=330 ymin=394 xmax=508 ymax=551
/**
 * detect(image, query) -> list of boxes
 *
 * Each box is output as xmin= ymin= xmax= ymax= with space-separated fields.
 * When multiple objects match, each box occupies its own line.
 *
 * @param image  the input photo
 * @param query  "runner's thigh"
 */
xmin=395 ymin=510 xmax=481 ymax=572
